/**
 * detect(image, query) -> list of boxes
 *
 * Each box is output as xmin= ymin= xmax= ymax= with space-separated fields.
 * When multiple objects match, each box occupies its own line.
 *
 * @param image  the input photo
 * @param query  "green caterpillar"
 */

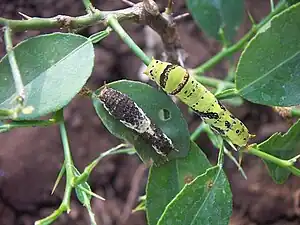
xmin=144 ymin=59 xmax=251 ymax=147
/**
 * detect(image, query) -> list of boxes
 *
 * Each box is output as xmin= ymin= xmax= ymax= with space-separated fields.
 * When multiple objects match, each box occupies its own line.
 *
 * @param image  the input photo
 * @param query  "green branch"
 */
xmin=194 ymin=74 xmax=235 ymax=89
xmin=4 ymin=27 xmax=25 ymax=103
xmin=190 ymin=122 xmax=206 ymax=141
xmin=0 ymin=3 xmax=142 ymax=32
xmin=107 ymin=15 xmax=151 ymax=65
xmin=74 ymin=144 xmax=134 ymax=186
xmin=0 ymin=118 xmax=56 ymax=130
xmin=35 ymin=109 xmax=74 ymax=225
xmin=0 ymin=111 xmax=61 ymax=132
xmin=58 ymin=110 xmax=74 ymax=211
xmin=0 ymin=13 xmax=103 ymax=31
xmin=291 ymin=108 xmax=300 ymax=117
xmin=247 ymin=147 xmax=300 ymax=177
xmin=82 ymin=0 xmax=96 ymax=14
xmin=193 ymin=1 xmax=288 ymax=75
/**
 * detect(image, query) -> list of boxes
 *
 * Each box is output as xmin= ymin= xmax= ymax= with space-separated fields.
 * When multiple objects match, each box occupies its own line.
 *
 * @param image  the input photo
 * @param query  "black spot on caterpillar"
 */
xmin=144 ymin=59 xmax=252 ymax=147
xmin=192 ymin=109 xmax=220 ymax=120
xmin=99 ymin=87 xmax=177 ymax=159
xmin=211 ymin=125 xmax=225 ymax=135
xmin=225 ymin=121 xmax=231 ymax=129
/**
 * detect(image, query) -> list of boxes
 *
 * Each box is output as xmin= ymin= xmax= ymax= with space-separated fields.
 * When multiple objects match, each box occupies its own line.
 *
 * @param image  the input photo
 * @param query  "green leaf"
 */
xmin=258 ymin=119 xmax=300 ymax=183
xmin=0 ymin=33 xmax=94 ymax=119
xmin=92 ymin=80 xmax=190 ymax=165
xmin=158 ymin=166 xmax=231 ymax=225
xmin=287 ymin=0 xmax=300 ymax=6
xmin=186 ymin=0 xmax=244 ymax=41
xmin=236 ymin=3 xmax=300 ymax=106
xmin=146 ymin=141 xmax=232 ymax=225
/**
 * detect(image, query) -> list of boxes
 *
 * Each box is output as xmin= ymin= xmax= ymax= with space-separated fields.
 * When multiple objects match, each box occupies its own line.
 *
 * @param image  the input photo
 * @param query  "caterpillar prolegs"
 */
xmin=144 ymin=59 xmax=251 ymax=147
xmin=99 ymin=87 xmax=177 ymax=159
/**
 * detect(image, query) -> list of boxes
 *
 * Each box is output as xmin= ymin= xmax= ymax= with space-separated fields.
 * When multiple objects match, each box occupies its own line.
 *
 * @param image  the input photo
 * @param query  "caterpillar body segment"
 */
xmin=99 ymin=87 xmax=151 ymax=133
xmin=144 ymin=59 xmax=250 ymax=147
xmin=99 ymin=87 xmax=177 ymax=159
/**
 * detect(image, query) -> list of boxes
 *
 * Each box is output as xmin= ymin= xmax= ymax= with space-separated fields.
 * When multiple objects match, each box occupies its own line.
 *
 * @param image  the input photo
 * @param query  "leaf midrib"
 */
xmin=238 ymin=50 xmax=300 ymax=95
xmin=0 ymin=37 xmax=91 ymax=104
xmin=190 ymin=167 xmax=222 ymax=225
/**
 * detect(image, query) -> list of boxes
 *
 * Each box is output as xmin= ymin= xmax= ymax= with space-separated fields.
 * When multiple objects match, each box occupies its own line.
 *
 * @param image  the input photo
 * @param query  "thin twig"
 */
xmin=35 ymin=109 xmax=74 ymax=224
xmin=73 ymin=144 xmax=132 ymax=186
xmin=0 ymin=1 xmax=184 ymax=64
xmin=82 ymin=0 xmax=96 ymax=14
xmin=270 ymin=0 xmax=275 ymax=12
xmin=119 ymin=163 xmax=148 ymax=224
xmin=3 ymin=27 xmax=25 ymax=103
xmin=247 ymin=146 xmax=300 ymax=177
xmin=107 ymin=15 xmax=151 ymax=65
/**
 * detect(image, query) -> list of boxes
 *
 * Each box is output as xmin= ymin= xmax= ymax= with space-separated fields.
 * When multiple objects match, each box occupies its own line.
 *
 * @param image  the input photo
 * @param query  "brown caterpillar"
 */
xmin=99 ymin=87 xmax=177 ymax=159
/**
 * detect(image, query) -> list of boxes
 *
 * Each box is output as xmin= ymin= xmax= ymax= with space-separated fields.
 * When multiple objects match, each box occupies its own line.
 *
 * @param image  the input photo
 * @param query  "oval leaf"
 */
xmin=146 ymin=141 xmax=232 ymax=225
xmin=92 ymin=80 xmax=190 ymax=165
xmin=258 ymin=119 xmax=300 ymax=184
xmin=158 ymin=166 xmax=232 ymax=225
xmin=0 ymin=33 xmax=94 ymax=119
xmin=186 ymin=0 xmax=244 ymax=41
xmin=236 ymin=3 xmax=300 ymax=106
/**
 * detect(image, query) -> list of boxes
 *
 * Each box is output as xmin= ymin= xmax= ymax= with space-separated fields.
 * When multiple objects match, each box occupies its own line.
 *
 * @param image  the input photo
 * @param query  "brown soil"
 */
xmin=1 ymin=0 xmax=300 ymax=225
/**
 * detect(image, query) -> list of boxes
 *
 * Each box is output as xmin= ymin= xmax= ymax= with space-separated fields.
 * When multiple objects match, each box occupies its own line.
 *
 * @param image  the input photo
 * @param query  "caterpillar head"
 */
xmin=144 ymin=58 xmax=165 ymax=82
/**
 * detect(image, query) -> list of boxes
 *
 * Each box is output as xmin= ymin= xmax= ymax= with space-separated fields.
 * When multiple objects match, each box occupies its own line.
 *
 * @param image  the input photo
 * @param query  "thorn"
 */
xmin=18 ymin=12 xmax=32 ymax=20
xmin=288 ymin=154 xmax=300 ymax=164
xmin=218 ymin=27 xmax=230 ymax=48
xmin=247 ymin=11 xmax=256 ymax=26
xmin=238 ymin=152 xmax=243 ymax=165
xmin=224 ymin=147 xmax=247 ymax=180
xmin=121 ymin=0 xmax=135 ymax=6
xmin=225 ymin=139 xmax=238 ymax=151
xmin=51 ymin=164 xmax=66 ymax=194
xmin=174 ymin=12 xmax=190 ymax=22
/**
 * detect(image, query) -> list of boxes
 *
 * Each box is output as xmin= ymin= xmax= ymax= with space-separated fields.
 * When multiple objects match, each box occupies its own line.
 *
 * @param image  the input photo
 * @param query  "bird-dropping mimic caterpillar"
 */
xmin=144 ymin=59 xmax=251 ymax=147
xmin=99 ymin=87 xmax=177 ymax=159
